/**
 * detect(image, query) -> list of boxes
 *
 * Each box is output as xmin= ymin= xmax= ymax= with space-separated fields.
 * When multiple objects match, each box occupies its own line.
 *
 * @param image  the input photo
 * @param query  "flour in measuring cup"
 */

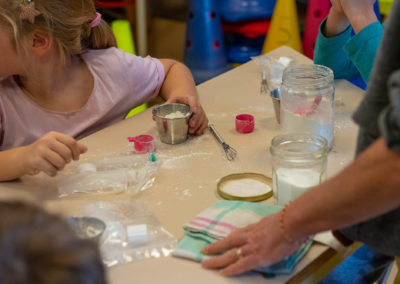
xmin=165 ymin=111 xmax=186 ymax=119
xmin=274 ymin=168 xmax=321 ymax=206
xmin=222 ymin=178 xmax=271 ymax=197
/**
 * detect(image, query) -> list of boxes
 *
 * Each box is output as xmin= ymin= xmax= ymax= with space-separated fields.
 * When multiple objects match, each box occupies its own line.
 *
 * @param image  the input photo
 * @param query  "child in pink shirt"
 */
xmin=0 ymin=0 xmax=208 ymax=181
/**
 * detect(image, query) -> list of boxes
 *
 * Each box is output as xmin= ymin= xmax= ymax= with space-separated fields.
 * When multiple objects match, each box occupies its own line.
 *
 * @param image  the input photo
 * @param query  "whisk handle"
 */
xmin=208 ymin=124 xmax=225 ymax=145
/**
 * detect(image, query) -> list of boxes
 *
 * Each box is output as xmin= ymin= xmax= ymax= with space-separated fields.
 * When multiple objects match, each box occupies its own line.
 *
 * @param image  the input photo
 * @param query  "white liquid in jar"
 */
xmin=274 ymin=168 xmax=321 ymax=206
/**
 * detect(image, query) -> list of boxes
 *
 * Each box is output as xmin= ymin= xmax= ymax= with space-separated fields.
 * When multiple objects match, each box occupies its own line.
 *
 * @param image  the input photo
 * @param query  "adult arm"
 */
xmin=202 ymin=67 xmax=400 ymax=276
xmin=201 ymin=138 xmax=400 ymax=276
xmin=158 ymin=59 xmax=208 ymax=135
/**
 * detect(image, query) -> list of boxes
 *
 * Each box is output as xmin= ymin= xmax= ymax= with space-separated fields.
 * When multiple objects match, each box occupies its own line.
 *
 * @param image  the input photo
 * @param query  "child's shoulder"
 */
xmin=82 ymin=47 xmax=140 ymax=63
xmin=82 ymin=47 xmax=145 ymax=71
xmin=81 ymin=48 xmax=161 ymax=76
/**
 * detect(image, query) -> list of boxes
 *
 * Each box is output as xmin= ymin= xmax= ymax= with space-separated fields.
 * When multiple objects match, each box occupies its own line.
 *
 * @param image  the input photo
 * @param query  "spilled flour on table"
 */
xmin=160 ymin=152 xmax=213 ymax=170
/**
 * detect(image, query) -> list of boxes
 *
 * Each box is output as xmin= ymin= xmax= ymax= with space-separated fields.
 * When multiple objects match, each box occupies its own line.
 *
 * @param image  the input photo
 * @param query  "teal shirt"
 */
xmin=314 ymin=19 xmax=384 ymax=83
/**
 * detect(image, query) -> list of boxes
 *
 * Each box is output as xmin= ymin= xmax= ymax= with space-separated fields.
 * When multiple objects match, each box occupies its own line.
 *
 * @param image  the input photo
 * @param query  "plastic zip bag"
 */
xmin=58 ymin=154 xmax=159 ymax=197
xmin=84 ymin=200 xmax=177 ymax=267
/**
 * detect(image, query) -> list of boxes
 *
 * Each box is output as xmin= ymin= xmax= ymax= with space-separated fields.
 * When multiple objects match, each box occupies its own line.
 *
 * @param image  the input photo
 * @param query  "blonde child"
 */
xmin=0 ymin=0 xmax=208 ymax=181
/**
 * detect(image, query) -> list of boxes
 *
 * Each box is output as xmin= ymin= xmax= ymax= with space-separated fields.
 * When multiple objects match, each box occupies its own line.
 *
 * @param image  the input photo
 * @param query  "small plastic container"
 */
xmin=128 ymin=135 xmax=155 ymax=154
xmin=270 ymin=133 xmax=328 ymax=206
xmin=235 ymin=114 xmax=254 ymax=133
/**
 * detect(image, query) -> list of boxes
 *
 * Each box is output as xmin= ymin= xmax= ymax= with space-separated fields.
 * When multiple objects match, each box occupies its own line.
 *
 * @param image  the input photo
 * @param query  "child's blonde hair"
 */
xmin=0 ymin=0 xmax=117 ymax=65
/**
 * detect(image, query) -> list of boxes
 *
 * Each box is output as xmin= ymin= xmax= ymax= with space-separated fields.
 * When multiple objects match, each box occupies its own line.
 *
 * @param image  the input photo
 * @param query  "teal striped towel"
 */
xmin=172 ymin=200 xmax=312 ymax=276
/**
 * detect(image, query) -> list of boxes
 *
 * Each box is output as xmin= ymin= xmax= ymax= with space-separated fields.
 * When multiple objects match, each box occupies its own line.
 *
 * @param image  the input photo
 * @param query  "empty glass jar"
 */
xmin=270 ymin=133 xmax=328 ymax=206
xmin=280 ymin=64 xmax=335 ymax=149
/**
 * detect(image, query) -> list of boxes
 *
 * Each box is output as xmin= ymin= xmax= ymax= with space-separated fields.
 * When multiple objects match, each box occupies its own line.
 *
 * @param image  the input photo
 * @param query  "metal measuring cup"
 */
xmin=152 ymin=103 xmax=192 ymax=144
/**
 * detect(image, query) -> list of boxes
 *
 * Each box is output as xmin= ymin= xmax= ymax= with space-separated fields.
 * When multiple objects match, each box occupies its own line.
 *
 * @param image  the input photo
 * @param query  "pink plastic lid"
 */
xmin=235 ymin=114 xmax=254 ymax=133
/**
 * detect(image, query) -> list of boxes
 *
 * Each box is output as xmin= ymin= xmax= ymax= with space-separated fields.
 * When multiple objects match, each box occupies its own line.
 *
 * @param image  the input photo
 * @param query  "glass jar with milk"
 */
xmin=270 ymin=133 xmax=328 ymax=206
xmin=280 ymin=64 xmax=334 ymax=149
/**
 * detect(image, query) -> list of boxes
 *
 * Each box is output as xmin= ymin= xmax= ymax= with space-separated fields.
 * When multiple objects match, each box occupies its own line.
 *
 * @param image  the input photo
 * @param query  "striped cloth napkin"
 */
xmin=172 ymin=200 xmax=312 ymax=276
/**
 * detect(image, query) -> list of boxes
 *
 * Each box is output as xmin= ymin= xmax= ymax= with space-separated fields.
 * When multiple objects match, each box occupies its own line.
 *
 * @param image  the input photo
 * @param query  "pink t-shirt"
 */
xmin=0 ymin=47 xmax=165 ymax=150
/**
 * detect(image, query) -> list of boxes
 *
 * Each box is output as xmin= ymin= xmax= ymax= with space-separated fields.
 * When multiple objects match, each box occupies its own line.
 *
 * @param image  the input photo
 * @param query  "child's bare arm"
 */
xmin=158 ymin=59 xmax=208 ymax=135
xmin=0 ymin=132 xmax=87 ymax=181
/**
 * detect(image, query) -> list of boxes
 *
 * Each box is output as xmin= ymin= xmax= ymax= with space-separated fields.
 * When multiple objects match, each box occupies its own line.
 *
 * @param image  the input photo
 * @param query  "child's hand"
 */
xmin=22 ymin=132 xmax=87 ymax=177
xmin=330 ymin=0 xmax=345 ymax=16
xmin=340 ymin=0 xmax=376 ymax=19
xmin=339 ymin=0 xmax=377 ymax=34
xmin=166 ymin=96 xmax=208 ymax=135
xmin=325 ymin=0 xmax=350 ymax=37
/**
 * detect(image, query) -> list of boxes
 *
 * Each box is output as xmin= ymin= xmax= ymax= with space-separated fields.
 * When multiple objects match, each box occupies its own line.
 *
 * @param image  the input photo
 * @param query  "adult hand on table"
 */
xmin=21 ymin=131 xmax=87 ymax=177
xmin=201 ymin=213 xmax=302 ymax=277
xmin=166 ymin=96 xmax=208 ymax=135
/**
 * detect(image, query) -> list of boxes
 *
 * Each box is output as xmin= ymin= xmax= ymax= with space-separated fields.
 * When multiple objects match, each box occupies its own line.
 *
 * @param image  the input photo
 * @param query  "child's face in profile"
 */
xmin=0 ymin=24 xmax=22 ymax=77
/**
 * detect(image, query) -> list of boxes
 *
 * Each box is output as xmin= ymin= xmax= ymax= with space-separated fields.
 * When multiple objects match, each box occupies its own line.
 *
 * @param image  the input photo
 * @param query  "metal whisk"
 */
xmin=208 ymin=124 xmax=237 ymax=161
xmin=260 ymin=71 xmax=269 ymax=95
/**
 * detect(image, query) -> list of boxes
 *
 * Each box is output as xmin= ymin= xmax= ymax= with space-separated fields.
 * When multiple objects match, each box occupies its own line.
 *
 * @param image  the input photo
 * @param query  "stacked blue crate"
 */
xmin=221 ymin=0 xmax=277 ymax=64
xmin=183 ymin=0 xmax=277 ymax=83
xmin=220 ymin=0 xmax=276 ymax=21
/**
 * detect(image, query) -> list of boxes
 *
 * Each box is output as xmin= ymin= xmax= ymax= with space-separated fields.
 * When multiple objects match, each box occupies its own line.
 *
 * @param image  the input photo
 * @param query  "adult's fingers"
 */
xmin=202 ymin=233 xmax=247 ymax=255
xmin=202 ymin=248 xmax=240 ymax=269
xmin=220 ymin=254 xmax=261 ymax=277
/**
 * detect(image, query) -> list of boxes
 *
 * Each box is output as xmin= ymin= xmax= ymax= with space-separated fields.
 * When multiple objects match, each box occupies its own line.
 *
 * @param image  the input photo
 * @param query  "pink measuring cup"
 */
xmin=128 ymin=135 xmax=155 ymax=154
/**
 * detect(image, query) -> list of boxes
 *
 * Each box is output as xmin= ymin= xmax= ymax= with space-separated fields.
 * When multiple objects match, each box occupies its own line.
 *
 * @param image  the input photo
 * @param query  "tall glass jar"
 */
xmin=270 ymin=133 xmax=328 ymax=206
xmin=280 ymin=64 xmax=335 ymax=149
